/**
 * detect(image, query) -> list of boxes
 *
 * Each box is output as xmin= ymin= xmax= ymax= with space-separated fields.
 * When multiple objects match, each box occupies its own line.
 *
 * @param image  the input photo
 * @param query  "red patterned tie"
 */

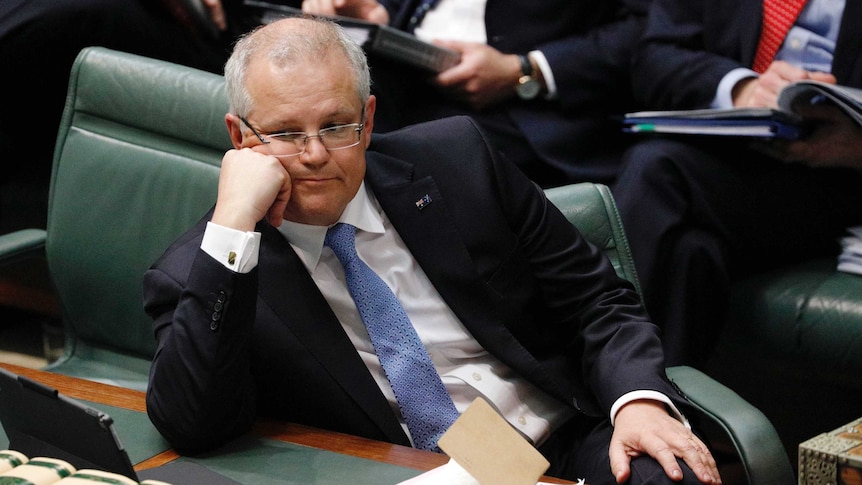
xmin=752 ymin=0 xmax=808 ymax=73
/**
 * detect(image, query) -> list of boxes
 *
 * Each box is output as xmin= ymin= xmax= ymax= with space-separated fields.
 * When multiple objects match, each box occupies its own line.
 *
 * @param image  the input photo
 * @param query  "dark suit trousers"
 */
xmin=612 ymin=137 xmax=862 ymax=366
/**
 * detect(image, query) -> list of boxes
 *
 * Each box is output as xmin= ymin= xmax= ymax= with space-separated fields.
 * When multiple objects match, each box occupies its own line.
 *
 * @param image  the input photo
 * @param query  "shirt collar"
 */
xmin=277 ymin=181 xmax=385 ymax=271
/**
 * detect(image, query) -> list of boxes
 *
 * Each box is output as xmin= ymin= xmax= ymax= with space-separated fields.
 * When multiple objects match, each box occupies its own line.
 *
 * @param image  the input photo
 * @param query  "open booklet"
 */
xmin=624 ymin=81 xmax=862 ymax=140
xmin=838 ymin=226 xmax=862 ymax=276
xmin=0 ymin=451 xmax=171 ymax=485
xmin=243 ymin=1 xmax=461 ymax=73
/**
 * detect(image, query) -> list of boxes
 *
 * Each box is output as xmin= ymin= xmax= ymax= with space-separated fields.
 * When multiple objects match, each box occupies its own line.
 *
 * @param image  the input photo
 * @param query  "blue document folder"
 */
xmin=623 ymin=108 xmax=807 ymax=139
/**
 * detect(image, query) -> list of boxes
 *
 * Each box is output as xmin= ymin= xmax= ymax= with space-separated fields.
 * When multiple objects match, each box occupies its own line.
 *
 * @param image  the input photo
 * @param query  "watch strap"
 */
xmin=518 ymin=54 xmax=533 ymax=77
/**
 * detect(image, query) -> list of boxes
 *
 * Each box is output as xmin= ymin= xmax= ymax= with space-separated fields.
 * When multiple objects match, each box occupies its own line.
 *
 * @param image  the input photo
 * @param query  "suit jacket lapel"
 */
xmin=364 ymin=154 xmax=496 ymax=334
xmin=740 ymin=0 xmax=764 ymax=68
xmin=834 ymin=0 xmax=862 ymax=84
xmin=255 ymin=224 xmax=409 ymax=445
xmin=364 ymin=154 xmax=559 ymax=396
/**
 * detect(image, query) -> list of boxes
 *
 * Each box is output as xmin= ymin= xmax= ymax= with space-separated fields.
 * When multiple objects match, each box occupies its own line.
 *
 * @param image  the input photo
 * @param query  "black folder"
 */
xmin=244 ymin=1 xmax=461 ymax=73
xmin=0 ymin=367 xmax=138 ymax=480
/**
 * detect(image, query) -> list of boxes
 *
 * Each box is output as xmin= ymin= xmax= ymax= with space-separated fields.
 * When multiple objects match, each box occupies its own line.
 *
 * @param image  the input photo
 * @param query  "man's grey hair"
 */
xmin=224 ymin=16 xmax=371 ymax=117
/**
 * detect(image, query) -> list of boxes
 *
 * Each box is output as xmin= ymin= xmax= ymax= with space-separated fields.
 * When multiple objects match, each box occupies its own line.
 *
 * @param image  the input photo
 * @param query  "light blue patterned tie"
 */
xmin=325 ymin=223 xmax=459 ymax=451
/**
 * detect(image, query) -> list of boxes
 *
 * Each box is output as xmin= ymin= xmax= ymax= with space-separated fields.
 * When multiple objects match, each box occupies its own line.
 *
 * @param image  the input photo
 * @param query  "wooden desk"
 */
xmin=0 ymin=363 xmax=571 ymax=484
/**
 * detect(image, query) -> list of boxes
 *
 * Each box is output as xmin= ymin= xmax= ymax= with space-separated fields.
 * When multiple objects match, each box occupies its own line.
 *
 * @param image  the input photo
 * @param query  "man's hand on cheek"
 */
xmin=212 ymin=148 xmax=292 ymax=231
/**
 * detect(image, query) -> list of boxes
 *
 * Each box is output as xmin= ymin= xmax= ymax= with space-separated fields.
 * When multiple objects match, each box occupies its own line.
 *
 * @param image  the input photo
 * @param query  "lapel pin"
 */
xmin=415 ymin=194 xmax=432 ymax=210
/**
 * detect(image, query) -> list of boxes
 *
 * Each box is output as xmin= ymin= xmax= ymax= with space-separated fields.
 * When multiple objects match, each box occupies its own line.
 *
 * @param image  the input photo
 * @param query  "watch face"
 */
xmin=517 ymin=77 xmax=541 ymax=99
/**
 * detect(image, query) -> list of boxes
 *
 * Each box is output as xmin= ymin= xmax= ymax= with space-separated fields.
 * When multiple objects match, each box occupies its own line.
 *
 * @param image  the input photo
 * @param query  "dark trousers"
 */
xmin=611 ymin=137 xmax=862 ymax=366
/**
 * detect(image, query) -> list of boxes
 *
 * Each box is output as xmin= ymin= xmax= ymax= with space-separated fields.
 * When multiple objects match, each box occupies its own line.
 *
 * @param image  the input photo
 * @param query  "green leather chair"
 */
xmin=0 ymin=47 xmax=230 ymax=389
xmin=706 ymin=260 xmax=862 ymax=468
xmin=0 ymin=47 xmax=794 ymax=484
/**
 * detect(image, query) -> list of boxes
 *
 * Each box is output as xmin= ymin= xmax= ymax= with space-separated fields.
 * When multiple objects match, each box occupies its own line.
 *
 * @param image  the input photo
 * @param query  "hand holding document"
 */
xmin=623 ymin=81 xmax=862 ymax=140
xmin=244 ymin=1 xmax=461 ymax=73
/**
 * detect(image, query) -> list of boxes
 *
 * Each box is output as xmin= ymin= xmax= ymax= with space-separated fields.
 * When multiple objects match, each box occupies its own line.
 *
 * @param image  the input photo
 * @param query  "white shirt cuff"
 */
xmin=529 ymin=50 xmax=557 ymax=99
xmin=610 ymin=391 xmax=691 ymax=429
xmin=201 ymin=221 xmax=261 ymax=273
xmin=712 ymin=67 xmax=758 ymax=109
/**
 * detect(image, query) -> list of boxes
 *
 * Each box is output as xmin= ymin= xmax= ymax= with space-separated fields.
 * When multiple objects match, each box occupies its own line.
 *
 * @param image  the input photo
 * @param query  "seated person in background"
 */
xmin=300 ymin=0 xmax=651 ymax=188
xmin=0 ymin=0 xmax=290 ymax=232
xmin=611 ymin=0 xmax=862 ymax=367
xmin=144 ymin=16 xmax=721 ymax=485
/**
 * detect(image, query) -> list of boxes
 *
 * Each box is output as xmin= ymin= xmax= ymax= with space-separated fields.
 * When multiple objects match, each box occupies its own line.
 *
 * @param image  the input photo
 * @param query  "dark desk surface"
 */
xmin=0 ymin=363 xmax=572 ymax=484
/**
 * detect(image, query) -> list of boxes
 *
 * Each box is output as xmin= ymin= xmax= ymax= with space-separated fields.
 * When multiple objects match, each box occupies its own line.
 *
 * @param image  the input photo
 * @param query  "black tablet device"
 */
xmin=0 ymin=367 xmax=138 ymax=480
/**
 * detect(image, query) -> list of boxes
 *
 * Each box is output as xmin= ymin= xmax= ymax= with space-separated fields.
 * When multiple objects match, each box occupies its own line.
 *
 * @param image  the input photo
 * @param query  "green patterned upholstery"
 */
xmin=706 ymin=258 xmax=862 ymax=468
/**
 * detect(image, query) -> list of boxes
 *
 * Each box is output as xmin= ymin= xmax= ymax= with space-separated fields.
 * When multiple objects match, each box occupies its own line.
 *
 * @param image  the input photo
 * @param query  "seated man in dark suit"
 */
xmin=300 ymin=0 xmax=651 ymax=188
xmin=611 ymin=0 xmax=862 ymax=367
xmin=143 ymin=16 xmax=720 ymax=484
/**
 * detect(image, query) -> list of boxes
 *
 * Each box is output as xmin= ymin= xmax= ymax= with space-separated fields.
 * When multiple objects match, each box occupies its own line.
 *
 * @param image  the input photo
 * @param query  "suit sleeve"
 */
xmin=144 ymin=229 xmax=260 ymax=453
xmin=491 ymin=149 xmax=679 ymax=413
xmin=540 ymin=0 xmax=652 ymax=113
xmin=631 ymin=0 xmax=749 ymax=109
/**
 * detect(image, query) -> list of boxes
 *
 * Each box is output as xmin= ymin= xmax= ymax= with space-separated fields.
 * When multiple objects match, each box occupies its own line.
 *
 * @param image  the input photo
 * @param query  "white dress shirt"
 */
xmin=411 ymin=0 xmax=558 ymax=98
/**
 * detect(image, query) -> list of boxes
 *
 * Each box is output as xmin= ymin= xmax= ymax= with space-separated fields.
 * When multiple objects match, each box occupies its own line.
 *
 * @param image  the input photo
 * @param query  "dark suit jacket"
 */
xmin=144 ymin=116 xmax=680 ymax=452
xmin=633 ymin=0 xmax=862 ymax=109
xmin=371 ymin=0 xmax=652 ymax=184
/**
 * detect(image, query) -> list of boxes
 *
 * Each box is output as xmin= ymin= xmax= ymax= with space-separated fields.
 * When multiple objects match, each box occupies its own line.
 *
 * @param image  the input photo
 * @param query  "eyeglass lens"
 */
xmin=265 ymin=124 xmax=362 ymax=156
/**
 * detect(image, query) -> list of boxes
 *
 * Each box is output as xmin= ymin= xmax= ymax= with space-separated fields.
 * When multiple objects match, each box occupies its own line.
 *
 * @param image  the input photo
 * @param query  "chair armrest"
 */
xmin=0 ymin=229 xmax=47 ymax=265
xmin=667 ymin=366 xmax=795 ymax=485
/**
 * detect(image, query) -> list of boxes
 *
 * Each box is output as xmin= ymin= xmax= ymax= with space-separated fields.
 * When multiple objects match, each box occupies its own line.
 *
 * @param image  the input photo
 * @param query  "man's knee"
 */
xmin=629 ymin=455 xmax=702 ymax=485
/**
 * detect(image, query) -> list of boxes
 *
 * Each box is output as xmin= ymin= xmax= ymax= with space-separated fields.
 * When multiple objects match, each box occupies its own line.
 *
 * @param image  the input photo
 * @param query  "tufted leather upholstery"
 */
xmin=544 ymin=184 xmax=643 ymax=298
xmin=0 ymin=47 xmax=795 ymax=483
xmin=707 ymin=258 xmax=862 ymax=467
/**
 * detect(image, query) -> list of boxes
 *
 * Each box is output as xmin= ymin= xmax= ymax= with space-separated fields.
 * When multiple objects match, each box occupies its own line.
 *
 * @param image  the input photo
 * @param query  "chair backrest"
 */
xmin=47 ymin=47 xmax=231 ymax=368
xmin=544 ymin=183 xmax=643 ymax=296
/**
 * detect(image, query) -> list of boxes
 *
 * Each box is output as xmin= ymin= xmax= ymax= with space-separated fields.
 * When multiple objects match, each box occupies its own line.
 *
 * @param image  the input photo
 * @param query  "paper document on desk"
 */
xmin=398 ymin=459 xmax=580 ymax=485
xmin=397 ymin=398 xmax=582 ymax=485
xmin=838 ymin=226 xmax=862 ymax=275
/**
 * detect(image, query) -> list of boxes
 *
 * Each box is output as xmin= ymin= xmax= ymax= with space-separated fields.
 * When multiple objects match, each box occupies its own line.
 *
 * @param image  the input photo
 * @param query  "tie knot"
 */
xmin=324 ymin=223 xmax=356 ymax=260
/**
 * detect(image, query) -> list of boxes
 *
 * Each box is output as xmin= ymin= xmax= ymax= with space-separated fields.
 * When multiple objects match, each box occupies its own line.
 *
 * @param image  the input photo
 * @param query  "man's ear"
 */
xmin=363 ymin=95 xmax=377 ymax=149
xmin=226 ymin=113 xmax=245 ymax=149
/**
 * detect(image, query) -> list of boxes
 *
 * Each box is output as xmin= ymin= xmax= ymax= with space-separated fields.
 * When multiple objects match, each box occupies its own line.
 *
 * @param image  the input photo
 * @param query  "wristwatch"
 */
xmin=516 ymin=54 xmax=541 ymax=100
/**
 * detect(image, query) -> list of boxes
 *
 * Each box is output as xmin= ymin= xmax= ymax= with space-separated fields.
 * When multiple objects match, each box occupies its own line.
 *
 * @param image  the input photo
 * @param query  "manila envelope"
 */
xmin=438 ymin=397 xmax=550 ymax=485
